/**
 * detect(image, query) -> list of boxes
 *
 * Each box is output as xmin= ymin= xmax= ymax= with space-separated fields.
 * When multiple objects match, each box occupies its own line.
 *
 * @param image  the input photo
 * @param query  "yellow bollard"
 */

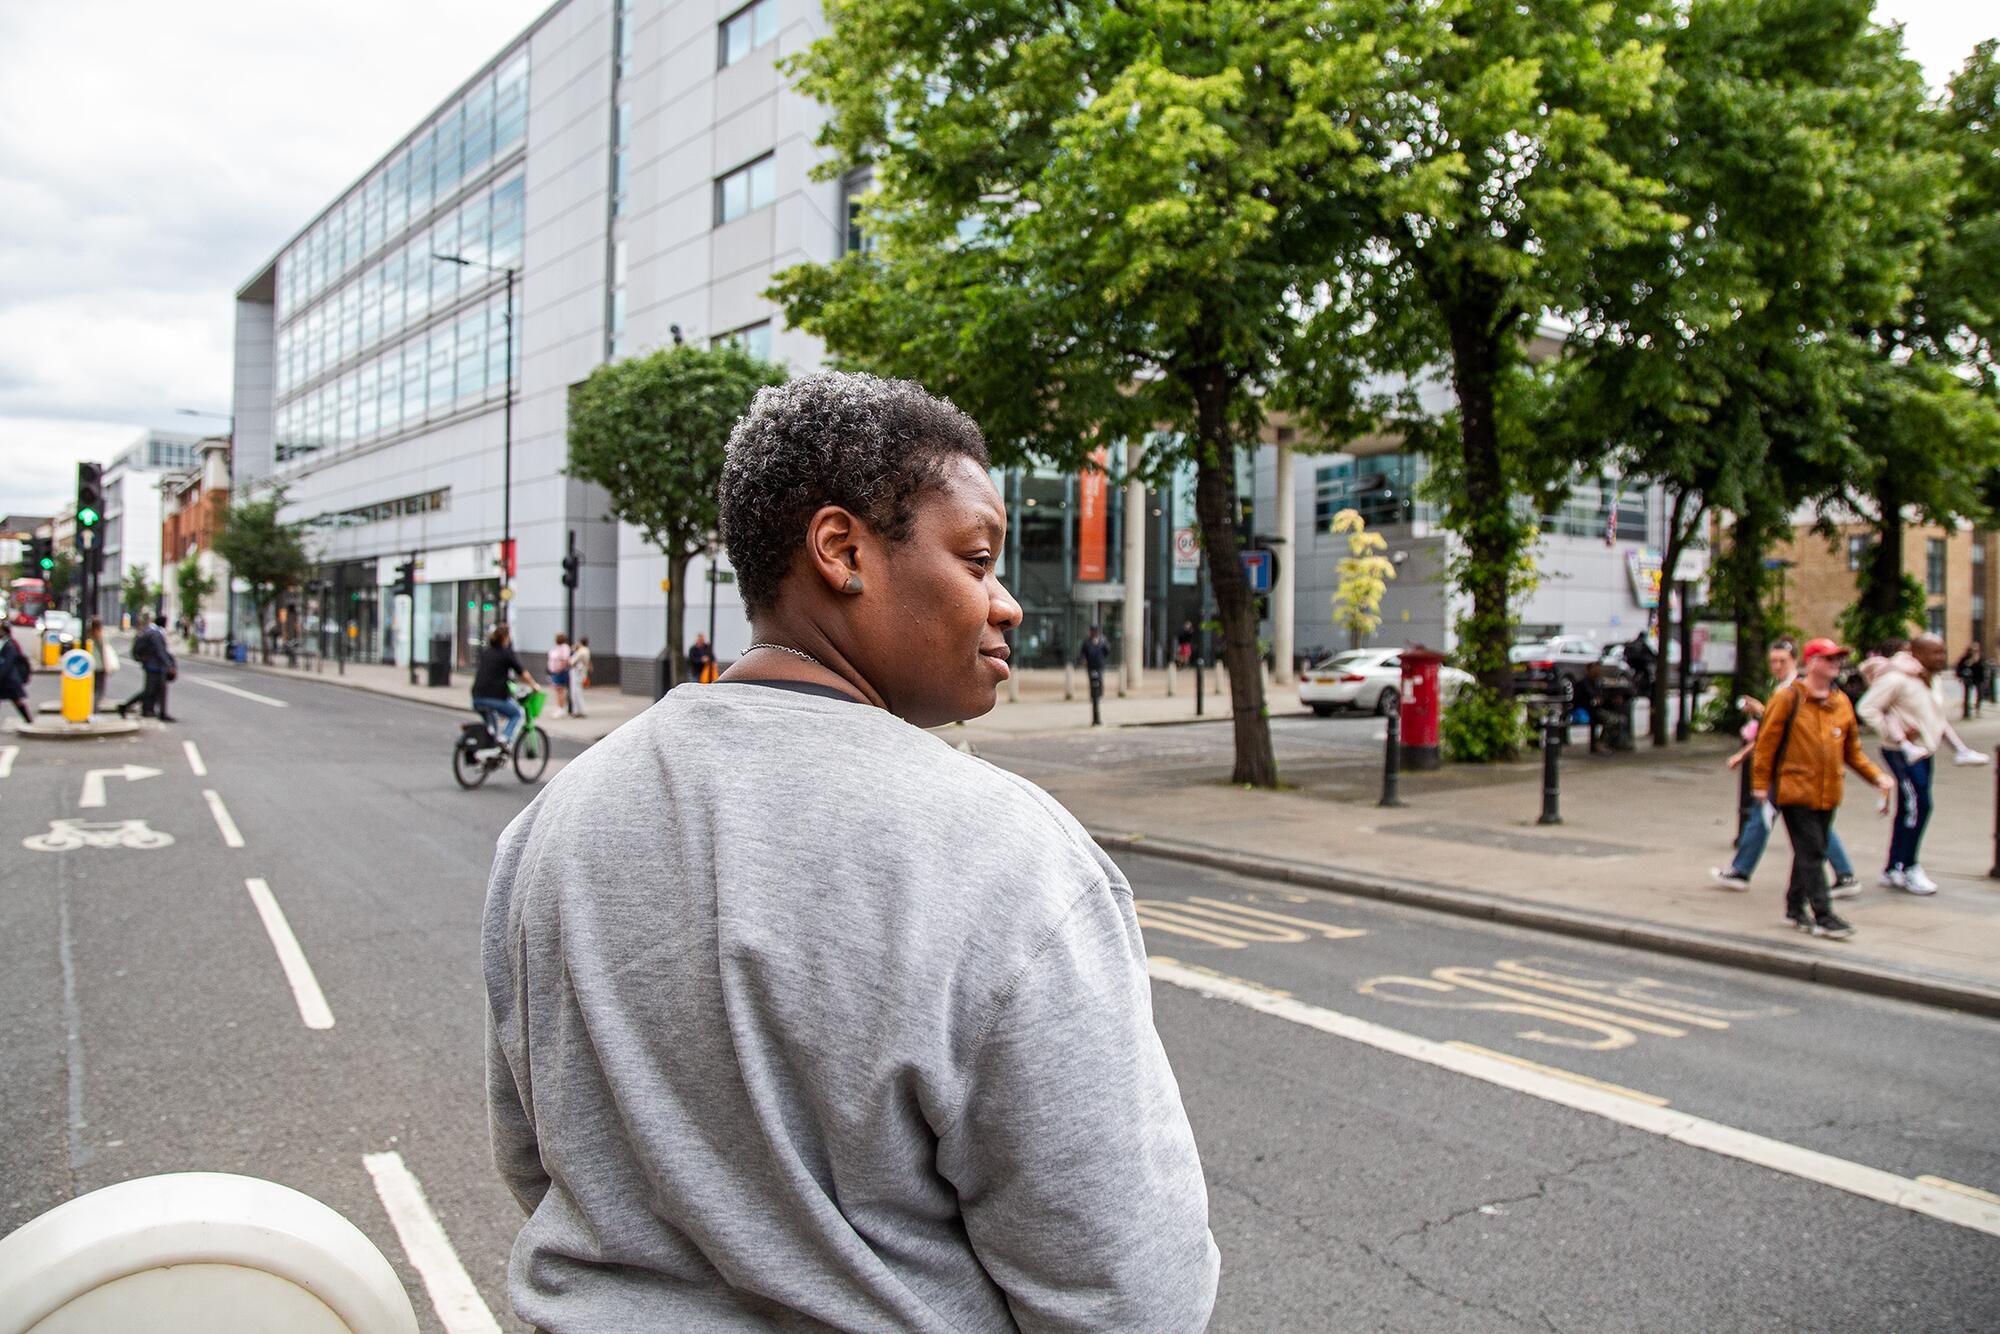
xmin=61 ymin=649 xmax=94 ymax=723
xmin=43 ymin=633 xmax=59 ymax=667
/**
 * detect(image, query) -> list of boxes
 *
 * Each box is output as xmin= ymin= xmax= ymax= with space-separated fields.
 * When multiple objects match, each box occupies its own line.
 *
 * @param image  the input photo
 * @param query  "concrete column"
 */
xmin=1123 ymin=438 xmax=1146 ymax=694
xmin=1273 ymin=441 xmax=1297 ymax=684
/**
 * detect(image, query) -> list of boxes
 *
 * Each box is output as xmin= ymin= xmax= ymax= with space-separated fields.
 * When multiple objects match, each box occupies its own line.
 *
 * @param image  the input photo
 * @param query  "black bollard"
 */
xmin=1539 ymin=710 xmax=1564 ymax=826
xmin=1089 ymin=671 xmax=1103 ymax=727
xmin=1195 ymin=660 xmax=1204 ymax=717
xmin=1990 ymin=745 xmax=2000 ymax=880
xmin=1736 ymin=749 xmax=1754 ymax=839
xmin=1380 ymin=708 xmax=1404 ymax=808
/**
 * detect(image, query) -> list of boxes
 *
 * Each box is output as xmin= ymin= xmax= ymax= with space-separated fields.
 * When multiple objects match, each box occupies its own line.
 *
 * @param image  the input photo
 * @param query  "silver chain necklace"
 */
xmin=745 ymin=642 xmax=822 ymax=667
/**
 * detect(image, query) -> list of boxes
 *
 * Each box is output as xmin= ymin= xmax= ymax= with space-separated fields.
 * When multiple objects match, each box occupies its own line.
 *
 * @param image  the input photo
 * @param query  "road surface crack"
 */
xmin=1387 ymin=1145 xmax=1645 ymax=1246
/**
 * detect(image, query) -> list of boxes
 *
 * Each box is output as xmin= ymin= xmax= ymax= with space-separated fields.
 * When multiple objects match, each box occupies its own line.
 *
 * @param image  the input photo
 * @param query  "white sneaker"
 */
xmin=1878 ymin=869 xmax=1907 ymax=890
xmin=1955 ymin=749 xmax=1989 ymax=766
xmin=1901 ymin=866 xmax=1939 ymax=895
xmin=1710 ymin=868 xmax=1751 ymax=891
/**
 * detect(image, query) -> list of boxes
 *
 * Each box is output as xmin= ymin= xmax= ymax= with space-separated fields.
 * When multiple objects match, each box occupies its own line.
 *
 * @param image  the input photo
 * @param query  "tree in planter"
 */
xmin=120 ymin=563 xmax=158 ymax=625
xmin=213 ymin=491 xmax=311 ymax=664
xmin=1356 ymin=0 xmax=1680 ymax=702
xmin=1329 ymin=509 xmax=1395 ymax=651
xmin=772 ymin=0 xmax=1407 ymax=786
xmin=175 ymin=555 xmax=217 ymax=648
xmin=567 ymin=344 xmax=785 ymax=694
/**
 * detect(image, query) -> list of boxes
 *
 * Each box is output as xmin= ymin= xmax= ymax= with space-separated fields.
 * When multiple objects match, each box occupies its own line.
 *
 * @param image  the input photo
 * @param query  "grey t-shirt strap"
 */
xmin=732 ymin=679 xmax=865 ymax=704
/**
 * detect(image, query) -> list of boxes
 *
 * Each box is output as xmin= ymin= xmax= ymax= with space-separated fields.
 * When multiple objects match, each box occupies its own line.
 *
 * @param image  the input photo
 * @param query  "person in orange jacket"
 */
xmin=1752 ymin=638 xmax=1893 ymax=940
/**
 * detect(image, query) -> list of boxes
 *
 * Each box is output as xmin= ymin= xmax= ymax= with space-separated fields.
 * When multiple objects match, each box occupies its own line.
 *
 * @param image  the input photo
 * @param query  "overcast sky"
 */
xmin=0 ymin=1 xmax=1993 ymax=519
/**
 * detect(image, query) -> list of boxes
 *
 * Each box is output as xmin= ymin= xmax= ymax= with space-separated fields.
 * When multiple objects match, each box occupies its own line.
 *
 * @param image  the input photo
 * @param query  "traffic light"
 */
xmin=29 ymin=535 xmax=53 ymax=572
xmin=561 ymin=550 xmax=581 ymax=589
xmin=76 ymin=462 xmax=103 ymax=528
xmin=394 ymin=558 xmax=418 ymax=599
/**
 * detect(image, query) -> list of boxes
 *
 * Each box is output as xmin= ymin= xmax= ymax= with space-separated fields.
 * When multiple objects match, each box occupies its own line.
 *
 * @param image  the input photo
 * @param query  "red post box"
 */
xmin=1399 ymin=645 xmax=1446 ymax=771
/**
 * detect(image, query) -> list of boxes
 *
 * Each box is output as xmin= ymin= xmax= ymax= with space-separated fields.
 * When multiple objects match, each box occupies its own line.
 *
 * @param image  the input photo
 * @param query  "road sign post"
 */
xmin=60 ymin=650 xmax=94 ymax=723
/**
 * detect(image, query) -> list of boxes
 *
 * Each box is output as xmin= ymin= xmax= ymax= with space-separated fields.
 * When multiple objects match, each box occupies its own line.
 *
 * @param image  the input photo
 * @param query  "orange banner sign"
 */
xmin=1077 ymin=448 xmax=1109 ymax=582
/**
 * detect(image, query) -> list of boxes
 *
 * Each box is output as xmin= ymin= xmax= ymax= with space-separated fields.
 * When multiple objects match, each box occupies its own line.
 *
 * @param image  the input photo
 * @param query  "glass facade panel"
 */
xmin=1314 ymin=454 xmax=1430 ymax=529
xmin=720 ymin=0 xmax=777 ymax=67
xmin=715 ymin=321 xmax=772 ymax=361
xmin=1542 ymin=478 xmax=1648 ymax=541
xmin=716 ymin=155 xmax=776 ymax=224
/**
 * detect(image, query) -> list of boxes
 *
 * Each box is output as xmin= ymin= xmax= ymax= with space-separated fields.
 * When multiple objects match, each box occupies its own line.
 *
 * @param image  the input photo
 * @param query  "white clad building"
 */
xmin=231 ymin=0 xmax=842 ymax=688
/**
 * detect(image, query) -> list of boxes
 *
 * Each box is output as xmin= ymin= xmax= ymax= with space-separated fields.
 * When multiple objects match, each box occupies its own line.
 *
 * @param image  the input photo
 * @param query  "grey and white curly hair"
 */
xmin=720 ymin=371 xmax=989 ymax=614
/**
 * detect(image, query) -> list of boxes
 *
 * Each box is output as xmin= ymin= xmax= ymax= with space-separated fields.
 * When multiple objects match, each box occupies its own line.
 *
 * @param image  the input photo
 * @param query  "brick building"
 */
xmin=159 ymin=436 xmax=233 ymax=639
xmin=1773 ymin=519 xmax=1997 ymax=660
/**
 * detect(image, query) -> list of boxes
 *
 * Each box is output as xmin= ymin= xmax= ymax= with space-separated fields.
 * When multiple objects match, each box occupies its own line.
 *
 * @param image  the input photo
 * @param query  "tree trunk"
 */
xmin=253 ymin=594 xmax=272 ymax=664
xmin=1191 ymin=376 xmax=1277 ymax=788
xmin=1861 ymin=473 xmax=1907 ymax=647
xmin=1444 ymin=309 xmax=1513 ymax=695
xmin=665 ymin=550 xmax=690 ymax=692
xmin=1725 ymin=511 xmax=1770 ymax=718
xmin=1652 ymin=489 xmax=1691 ymax=747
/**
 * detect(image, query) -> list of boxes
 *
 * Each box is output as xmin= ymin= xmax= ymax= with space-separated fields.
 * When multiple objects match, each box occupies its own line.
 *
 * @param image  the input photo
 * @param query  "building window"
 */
xmin=716 ymin=155 xmax=776 ymax=224
xmin=1927 ymin=537 xmax=1946 ymax=596
xmin=611 ymin=103 xmax=631 ymax=216
xmin=1846 ymin=535 xmax=1873 ymax=571
xmin=1315 ymin=454 xmax=1428 ymax=529
xmin=714 ymin=321 xmax=773 ymax=362
xmin=719 ymin=0 xmax=779 ymax=69
xmin=616 ymin=0 xmax=635 ymax=76
xmin=1543 ymin=478 xmax=1647 ymax=542
xmin=841 ymin=169 xmax=874 ymax=255
xmin=1927 ymin=606 xmax=1945 ymax=637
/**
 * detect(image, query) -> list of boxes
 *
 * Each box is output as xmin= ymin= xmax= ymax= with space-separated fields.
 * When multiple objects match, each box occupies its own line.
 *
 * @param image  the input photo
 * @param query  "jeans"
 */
xmin=1728 ymin=801 xmax=1853 ymax=880
xmin=473 ymin=695 xmax=524 ymax=744
xmin=1881 ymin=748 xmax=1935 ymax=871
xmin=1779 ymin=806 xmax=1835 ymax=924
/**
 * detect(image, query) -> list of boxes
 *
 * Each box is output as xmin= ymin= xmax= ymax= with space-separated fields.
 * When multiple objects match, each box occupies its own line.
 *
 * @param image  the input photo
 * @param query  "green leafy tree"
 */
xmin=214 ymin=490 xmax=311 ymax=664
xmin=1329 ymin=509 xmax=1396 ymax=650
xmin=120 ymin=563 xmax=158 ymax=623
xmin=1547 ymin=0 xmax=1918 ymax=742
xmin=175 ymin=555 xmax=217 ymax=640
xmin=772 ymin=0 xmax=1408 ymax=786
xmin=1352 ymin=0 xmax=1680 ymax=705
xmin=567 ymin=344 xmax=785 ymax=691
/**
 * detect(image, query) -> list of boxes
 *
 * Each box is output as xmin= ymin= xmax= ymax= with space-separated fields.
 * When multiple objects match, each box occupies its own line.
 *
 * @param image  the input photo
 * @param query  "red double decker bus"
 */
xmin=9 ymin=576 xmax=48 ymax=625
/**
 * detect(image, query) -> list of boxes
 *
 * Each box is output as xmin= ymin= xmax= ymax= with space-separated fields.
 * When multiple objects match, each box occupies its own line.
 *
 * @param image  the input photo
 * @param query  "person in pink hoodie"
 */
xmin=1857 ymin=634 xmax=1987 ymax=895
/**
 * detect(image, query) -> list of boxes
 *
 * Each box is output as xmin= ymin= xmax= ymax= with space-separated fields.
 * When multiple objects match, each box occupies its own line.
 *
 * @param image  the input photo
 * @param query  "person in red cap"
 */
xmin=1751 ymin=638 xmax=1893 ymax=938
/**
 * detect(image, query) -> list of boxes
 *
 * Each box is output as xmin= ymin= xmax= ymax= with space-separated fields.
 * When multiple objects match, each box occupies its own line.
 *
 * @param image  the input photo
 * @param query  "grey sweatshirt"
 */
xmin=483 ymin=684 xmax=1218 ymax=1331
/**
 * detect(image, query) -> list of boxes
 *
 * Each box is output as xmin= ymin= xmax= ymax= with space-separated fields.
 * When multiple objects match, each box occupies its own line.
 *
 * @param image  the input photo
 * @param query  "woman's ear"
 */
xmin=805 ymin=505 xmax=864 ymax=596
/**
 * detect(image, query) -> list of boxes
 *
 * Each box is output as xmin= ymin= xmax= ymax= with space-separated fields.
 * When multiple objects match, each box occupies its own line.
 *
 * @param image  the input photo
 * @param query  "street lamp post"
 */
xmin=433 ymin=255 xmax=519 ymax=622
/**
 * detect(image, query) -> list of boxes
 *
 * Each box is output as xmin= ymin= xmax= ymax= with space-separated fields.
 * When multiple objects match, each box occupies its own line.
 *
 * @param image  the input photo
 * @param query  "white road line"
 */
xmin=0 ymin=744 xmax=17 ymax=777
xmin=203 ymin=789 xmax=245 ymax=847
xmin=1149 ymin=957 xmax=2000 ymax=1240
xmin=179 ymin=674 xmax=288 ymax=707
xmin=182 ymin=739 xmax=206 ymax=776
xmin=244 ymin=878 xmax=333 ymax=1030
xmin=363 ymin=1151 xmax=503 ymax=1334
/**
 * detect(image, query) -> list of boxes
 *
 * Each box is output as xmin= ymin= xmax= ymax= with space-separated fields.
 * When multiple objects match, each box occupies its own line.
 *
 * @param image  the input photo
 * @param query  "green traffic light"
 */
xmin=77 ymin=507 xmax=98 ymax=526
xmin=39 ymin=557 xmax=54 ymax=570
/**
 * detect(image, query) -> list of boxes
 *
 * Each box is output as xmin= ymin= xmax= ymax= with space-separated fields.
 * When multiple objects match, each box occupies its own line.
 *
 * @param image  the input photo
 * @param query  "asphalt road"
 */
xmin=2 ymin=667 xmax=1996 ymax=1332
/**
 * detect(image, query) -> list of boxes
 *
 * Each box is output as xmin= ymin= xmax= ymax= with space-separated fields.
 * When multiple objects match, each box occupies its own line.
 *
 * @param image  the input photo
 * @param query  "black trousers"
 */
xmin=1779 ymin=805 xmax=1834 ymax=923
xmin=123 ymin=671 xmax=164 ymax=717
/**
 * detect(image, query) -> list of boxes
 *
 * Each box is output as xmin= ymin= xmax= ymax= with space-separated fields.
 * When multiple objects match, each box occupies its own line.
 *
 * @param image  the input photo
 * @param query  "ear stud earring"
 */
xmin=843 ymin=575 xmax=865 ymax=595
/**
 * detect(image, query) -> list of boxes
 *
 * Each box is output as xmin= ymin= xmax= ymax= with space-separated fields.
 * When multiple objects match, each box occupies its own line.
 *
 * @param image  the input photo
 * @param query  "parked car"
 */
xmin=35 ymin=610 xmax=79 ymax=652
xmin=1508 ymin=635 xmax=1604 ymax=702
xmin=1299 ymin=648 xmax=1472 ymax=717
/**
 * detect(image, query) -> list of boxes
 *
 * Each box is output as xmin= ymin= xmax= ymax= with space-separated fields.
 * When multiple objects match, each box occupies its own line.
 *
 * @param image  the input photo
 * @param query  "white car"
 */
xmin=1298 ymin=648 xmax=1471 ymax=717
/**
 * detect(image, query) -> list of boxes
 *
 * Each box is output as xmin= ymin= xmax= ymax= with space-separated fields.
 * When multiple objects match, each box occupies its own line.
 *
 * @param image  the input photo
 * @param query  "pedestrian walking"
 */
xmin=86 ymin=616 xmax=116 ymax=712
xmin=483 ymin=372 xmax=1217 ymax=1330
xmin=567 ymin=637 xmax=592 ymax=718
xmin=1713 ymin=638 xmax=1861 ymax=895
xmin=1752 ymin=638 xmax=1892 ymax=939
xmin=546 ymin=633 xmax=572 ymax=716
xmin=1080 ymin=622 xmax=1111 ymax=722
xmin=1176 ymin=619 xmax=1196 ymax=667
xmin=1624 ymin=629 xmax=1657 ymax=698
xmin=0 ymin=627 xmax=34 ymax=724
xmin=687 ymin=631 xmax=716 ymax=684
xmin=1858 ymin=632 xmax=1984 ymax=895
xmin=1954 ymin=643 xmax=1987 ymax=718
xmin=117 ymin=614 xmax=176 ymax=722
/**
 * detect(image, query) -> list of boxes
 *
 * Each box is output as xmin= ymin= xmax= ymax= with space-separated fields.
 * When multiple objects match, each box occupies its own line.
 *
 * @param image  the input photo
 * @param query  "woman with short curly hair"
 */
xmin=483 ymin=371 xmax=1218 ymax=1331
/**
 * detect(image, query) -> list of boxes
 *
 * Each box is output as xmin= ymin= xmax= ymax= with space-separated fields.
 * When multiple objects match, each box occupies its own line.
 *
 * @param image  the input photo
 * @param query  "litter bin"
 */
xmin=230 ymin=643 xmax=247 ymax=664
xmin=427 ymin=635 xmax=452 ymax=688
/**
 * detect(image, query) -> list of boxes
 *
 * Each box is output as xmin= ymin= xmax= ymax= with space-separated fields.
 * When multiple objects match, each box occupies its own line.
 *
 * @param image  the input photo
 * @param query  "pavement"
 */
xmin=173 ymin=646 xmax=2000 ymax=1010
xmin=5 ymin=660 xmax=1996 ymax=1331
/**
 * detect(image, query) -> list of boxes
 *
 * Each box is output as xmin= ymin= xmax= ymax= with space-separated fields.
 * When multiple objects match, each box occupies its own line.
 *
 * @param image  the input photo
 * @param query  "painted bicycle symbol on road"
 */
xmin=23 ymin=818 xmax=176 ymax=852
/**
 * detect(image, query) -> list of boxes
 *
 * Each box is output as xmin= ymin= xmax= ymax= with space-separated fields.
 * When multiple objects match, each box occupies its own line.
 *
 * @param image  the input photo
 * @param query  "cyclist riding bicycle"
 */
xmin=470 ymin=624 xmax=541 ymax=750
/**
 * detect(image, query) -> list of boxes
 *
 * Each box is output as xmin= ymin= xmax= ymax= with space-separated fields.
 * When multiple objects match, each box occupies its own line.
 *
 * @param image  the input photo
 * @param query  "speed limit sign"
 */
xmin=1172 ymin=527 xmax=1200 ymax=569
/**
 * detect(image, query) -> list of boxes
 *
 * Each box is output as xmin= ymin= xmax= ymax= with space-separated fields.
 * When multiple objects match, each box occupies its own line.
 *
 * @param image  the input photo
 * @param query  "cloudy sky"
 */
xmin=0 ymin=1 xmax=1993 ymax=519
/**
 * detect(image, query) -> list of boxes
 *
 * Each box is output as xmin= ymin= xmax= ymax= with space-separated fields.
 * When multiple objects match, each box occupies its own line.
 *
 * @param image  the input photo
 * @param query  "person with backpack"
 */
xmin=1752 ymin=638 xmax=1892 ymax=939
xmin=0 ymin=627 xmax=33 ymax=724
xmin=117 ymin=614 xmax=177 ymax=722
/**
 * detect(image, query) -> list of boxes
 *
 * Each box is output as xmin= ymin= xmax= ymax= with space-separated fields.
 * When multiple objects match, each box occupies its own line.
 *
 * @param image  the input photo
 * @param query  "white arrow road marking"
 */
xmin=182 ymin=740 xmax=206 ymax=776
xmin=0 ymin=745 xmax=17 ymax=778
xmin=203 ymin=789 xmax=245 ymax=847
xmin=78 ymin=764 xmax=161 ymax=809
xmin=1150 ymin=957 xmax=2000 ymax=1240
xmin=178 ymin=673 xmax=288 ymax=707
xmin=363 ymin=1151 xmax=502 ymax=1334
xmin=244 ymin=878 xmax=333 ymax=1030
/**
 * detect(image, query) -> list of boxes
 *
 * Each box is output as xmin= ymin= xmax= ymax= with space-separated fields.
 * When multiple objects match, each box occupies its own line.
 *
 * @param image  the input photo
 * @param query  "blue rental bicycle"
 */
xmin=454 ymin=683 xmax=549 ymax=788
